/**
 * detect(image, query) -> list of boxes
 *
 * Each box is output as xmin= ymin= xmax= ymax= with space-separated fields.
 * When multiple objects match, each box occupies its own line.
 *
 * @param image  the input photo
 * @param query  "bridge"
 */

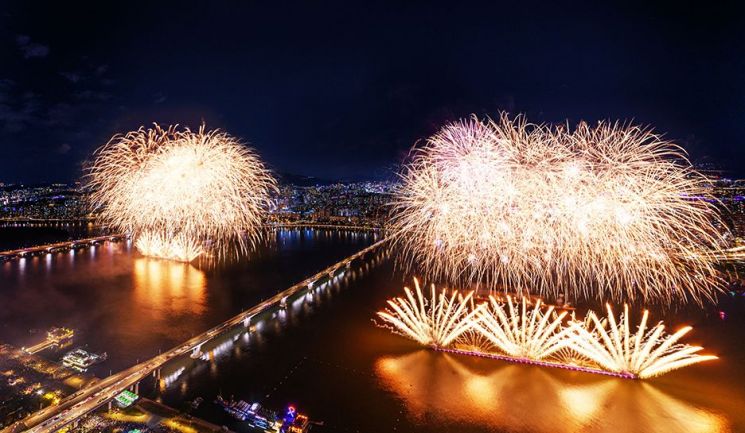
xmin=0 ymin=218 xmax=95 ymax=224
xmin=0 ymin=235 xmax=126 ymax=262
xmin=0 ymin=224 xmax=381 ymax=263
xmin=269 ymin=222 xmax=383 ymax=232
xmin=3 ymin=237 xmax=388 ymax=433
xmin=23 ymin=328 xmax=74 ymax=355
xmin=1 ymin=219 xmax=382 ymax=231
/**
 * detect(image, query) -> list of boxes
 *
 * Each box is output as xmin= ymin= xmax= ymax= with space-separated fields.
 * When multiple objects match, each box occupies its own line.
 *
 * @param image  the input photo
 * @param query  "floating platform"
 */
xmin=435 ymin=346 xmax=636 ymax=379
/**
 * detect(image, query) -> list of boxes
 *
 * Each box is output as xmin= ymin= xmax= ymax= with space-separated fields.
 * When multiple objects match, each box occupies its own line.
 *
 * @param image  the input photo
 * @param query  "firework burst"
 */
xmin=377 ymin=282 xmax=717 ymax=379
xmin=470 ymin=295 xmax=569 ymax=360
xmin=87 ymin=124 xmax=277 ymax=261
xmin=565 ymin=304 xmax=718 ymax=379
xmin=376 ymin=278 xmax=481 ymax=347
xmin=391 ymin=113 xmax=724 ymax=303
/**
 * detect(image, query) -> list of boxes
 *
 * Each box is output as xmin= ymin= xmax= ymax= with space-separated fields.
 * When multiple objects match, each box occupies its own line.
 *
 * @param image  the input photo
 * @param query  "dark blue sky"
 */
xmin=0 ymin=1 xmax=743 ymax=182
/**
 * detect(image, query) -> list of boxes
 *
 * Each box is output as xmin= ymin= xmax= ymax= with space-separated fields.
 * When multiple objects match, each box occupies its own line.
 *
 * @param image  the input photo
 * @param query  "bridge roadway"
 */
xmin=269 ymin=222 xmax=383 ymax=231
xmin=0 ymin=218 xmax=95 ymax=224
xmin=5 ymin=237 xmax=388 ymax=433
xmin=0 ymin=235 xmax=125 ymax=261
xmin=0 ymin=224 xmax=381 ymax=262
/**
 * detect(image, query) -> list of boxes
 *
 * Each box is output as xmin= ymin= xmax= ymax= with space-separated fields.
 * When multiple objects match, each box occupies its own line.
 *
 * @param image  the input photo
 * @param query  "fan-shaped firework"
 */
xmin=376 ymin=278 xmax=480 ymax=347
xmin=377 ymin=283 xmax=717 ymax=379
xmin=391 ymin=114 xmax=724 ymax=303
xmin=88 ymin=124 xmax=277 ymax=261
xmin=471 ymin=295 xmax=569 ymax=360
xmin=565 ymin=304 xmax=718 ymax=379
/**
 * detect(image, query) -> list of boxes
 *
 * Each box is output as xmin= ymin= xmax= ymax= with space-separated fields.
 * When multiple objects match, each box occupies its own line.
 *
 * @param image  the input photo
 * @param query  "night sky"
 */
xmin=0 ymin=1 xmax=743 ymax=183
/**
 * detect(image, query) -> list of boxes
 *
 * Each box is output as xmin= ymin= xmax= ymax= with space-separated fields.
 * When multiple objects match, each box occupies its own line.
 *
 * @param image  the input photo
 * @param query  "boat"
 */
xmin=215 ymin=396 xmax=283 ymax=431
xmin=191 ymin=396 xmax=204 ymax=409
xmin=215 ymin=396 xmax=313 ymax=432
xmin=48 ymin=327 xmax=74 ymax=341
xmin=280 ymin=406 xmax=311 ymax=433
xmin=62 ymin=348 xmax=107 ymax=372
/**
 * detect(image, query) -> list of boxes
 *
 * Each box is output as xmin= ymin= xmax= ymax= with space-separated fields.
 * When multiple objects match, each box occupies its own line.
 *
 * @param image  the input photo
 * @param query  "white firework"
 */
xmin=391 ymin=114 xmax=725 ymax=303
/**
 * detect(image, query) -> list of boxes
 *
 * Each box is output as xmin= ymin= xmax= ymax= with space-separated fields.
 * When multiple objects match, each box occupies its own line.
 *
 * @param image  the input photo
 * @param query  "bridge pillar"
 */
xmin=134 ymin=381 xmax=139 ymax=394
xmin=191 ymin=344 xmax=203 ymax=359
xmin=108 ymin=401 xmax=112 ymax=412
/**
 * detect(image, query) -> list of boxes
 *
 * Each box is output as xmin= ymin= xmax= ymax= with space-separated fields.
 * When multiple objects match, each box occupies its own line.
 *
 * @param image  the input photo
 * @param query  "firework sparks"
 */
xmin=391 ymin=114 xmax=724 ymax=303
xmin=565 ymin=304 xmax=718 ymax=379
xmin=133 ymin=231 xmax=204 ymax=262
xmin=377 ymin=283 xmax=717 ymax=379
xmin=470 ymin=295 xmax=569 ymax=360
xmin=87 ymin=124 xmax=277 ymax=262
xmin=376 ymin=278 xmax=481 ymax=347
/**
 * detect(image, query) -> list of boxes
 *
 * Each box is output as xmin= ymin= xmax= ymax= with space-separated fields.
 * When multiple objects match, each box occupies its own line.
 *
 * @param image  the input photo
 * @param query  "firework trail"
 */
xmin=471 ymin=295 xmax=570 ymax=361
xmin=377 ymin=278 xmax=481 ymax=346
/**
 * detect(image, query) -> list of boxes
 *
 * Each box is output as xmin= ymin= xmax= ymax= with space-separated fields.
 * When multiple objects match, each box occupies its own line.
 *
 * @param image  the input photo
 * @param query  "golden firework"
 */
xmin=565 ymin=304 xmax=718 ymax=379
xmin=471 ymin=295 xmax=570 ymax=361
xmin=377 ymin=278 xmax=480 ymax=347
xmin=87 ymin=124 xmax=277 ymax=261
xmin=377 ymin=282 xmax=717 ymax=379
xmin=391 ymin=114 xmax=725 ymax=303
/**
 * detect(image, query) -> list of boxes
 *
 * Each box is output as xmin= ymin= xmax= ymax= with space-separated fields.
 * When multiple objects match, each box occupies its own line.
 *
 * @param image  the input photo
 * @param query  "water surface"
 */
xmin=1 ymin=228 xmax=743 ymax=433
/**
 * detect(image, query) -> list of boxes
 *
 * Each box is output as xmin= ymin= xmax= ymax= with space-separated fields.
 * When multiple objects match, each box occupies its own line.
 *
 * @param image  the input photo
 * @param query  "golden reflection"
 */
xmin=133 ymin=258 xmax=206 ymax=317
xmin=375 ymin=350 xmax=731 ymax=433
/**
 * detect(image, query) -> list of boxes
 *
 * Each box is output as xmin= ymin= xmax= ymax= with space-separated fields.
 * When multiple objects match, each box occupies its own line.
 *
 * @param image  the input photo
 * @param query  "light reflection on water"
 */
xmin=96 ymin=248 xmax=740 ymax=433
xmin=133 ymin=258 xmax=207 ymax=318
xmin=0 ymin=227 xmax=375 ymax=374
xmin=375 ymin=349 xmax=730 ymax=433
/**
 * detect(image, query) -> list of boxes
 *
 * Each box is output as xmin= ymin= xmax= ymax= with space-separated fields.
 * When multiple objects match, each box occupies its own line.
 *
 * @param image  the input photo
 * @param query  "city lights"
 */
xmin=1 ymin=4 xmax=743 ymax=432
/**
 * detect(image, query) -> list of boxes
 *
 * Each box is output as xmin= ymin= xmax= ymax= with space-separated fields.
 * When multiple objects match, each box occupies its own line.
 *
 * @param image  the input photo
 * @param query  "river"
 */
xmin=1 ymin=227 xmax=744 ymax=432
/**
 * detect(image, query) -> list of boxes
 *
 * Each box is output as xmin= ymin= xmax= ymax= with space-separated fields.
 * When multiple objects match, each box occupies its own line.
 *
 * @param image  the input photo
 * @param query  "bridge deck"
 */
xmin=24 ymin=341 xmax=57 ymax=355
xmin=0 ymin=235 xmax=124 ymax=260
